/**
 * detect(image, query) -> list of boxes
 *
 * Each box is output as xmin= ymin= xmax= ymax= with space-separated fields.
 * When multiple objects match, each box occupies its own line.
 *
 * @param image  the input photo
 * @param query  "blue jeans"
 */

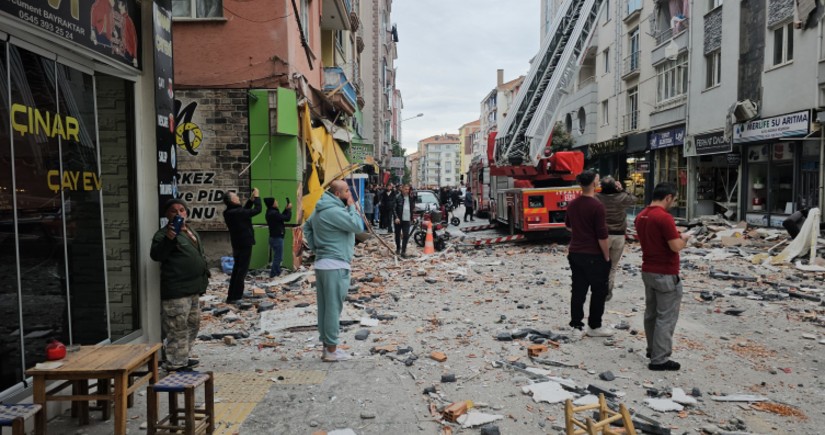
xmin=269 ymin=236 xmax=284 ymax=277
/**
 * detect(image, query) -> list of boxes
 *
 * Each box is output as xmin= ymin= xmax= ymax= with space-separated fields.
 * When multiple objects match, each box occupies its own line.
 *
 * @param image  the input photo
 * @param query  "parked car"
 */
xmin=414 ymin=190 xmax=440 ymax=213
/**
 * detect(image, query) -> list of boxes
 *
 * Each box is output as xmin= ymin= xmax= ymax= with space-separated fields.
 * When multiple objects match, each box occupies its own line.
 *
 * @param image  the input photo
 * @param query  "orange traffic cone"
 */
xmin=423 ymin=221 xmax=435 ymax=255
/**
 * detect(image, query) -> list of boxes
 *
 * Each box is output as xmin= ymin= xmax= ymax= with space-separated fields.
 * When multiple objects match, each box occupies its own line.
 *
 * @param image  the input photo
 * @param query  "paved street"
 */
xmin=46 ymin=207 xmax=825 ymax=434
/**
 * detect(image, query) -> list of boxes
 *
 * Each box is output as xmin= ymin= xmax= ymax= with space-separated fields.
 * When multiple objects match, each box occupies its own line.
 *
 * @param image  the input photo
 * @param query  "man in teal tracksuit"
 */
xmin=303 ymin=180 xmax=363 ymax=362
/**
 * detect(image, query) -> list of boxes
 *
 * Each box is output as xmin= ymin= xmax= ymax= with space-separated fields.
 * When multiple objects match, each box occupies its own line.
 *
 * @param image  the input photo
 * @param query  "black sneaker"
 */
xmin=648 ymin=360 xmax=681 ymax=371
xmin=187 ymin=358 xmax=200 ymax=368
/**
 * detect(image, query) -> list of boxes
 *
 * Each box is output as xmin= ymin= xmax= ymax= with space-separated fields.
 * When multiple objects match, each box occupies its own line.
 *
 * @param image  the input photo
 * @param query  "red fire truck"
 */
xmin=487 ymin=131 xmax=585 ymax=234
xmin=468 ymin=154 xmax=491 ymax=216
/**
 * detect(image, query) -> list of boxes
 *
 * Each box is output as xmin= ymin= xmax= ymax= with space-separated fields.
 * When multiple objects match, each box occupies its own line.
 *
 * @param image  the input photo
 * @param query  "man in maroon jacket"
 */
xmin=565 ymin=170 xmax=614 ymax=341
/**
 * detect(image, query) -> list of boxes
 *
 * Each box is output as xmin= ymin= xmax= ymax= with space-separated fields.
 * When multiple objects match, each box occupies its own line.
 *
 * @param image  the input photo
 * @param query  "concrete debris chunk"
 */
xmin=359 ymin=317 xmax=379 ymax=327
xmin=644 ymin=398 xmax=684 ymax=412
xmin=670 ymin=388 xmax=697 ymax=405
xmin=709 ymin=394 xmax=769 ymax=402
xmin=327 ymin=429 xmax=357 ymax=435
xmin=521 ymin=381 xmax=575 ymax=404
xmin=456 ymin=411 xmax=504 ymax=428
xmin=354 ymin=329 xmax=370 ymax=340
xmin=573 ymin=395 xmax=599 ymax=406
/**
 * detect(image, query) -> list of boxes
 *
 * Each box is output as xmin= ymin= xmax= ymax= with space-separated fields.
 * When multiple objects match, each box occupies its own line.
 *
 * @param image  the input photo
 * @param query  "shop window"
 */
xmin=0 ymin=45 xmax=138 ymax=395
xmin=746 ymin=143 xmax=796 ymax=227
xmin=655 ymin=147 xmax=687 ymax=217
xmin=771 ymin=23 xmax=794 ymax=66
xmin=705 ymin=50 xmax=721 ymax=88
xmin=172 ymin=0 xmax=223 ymax=18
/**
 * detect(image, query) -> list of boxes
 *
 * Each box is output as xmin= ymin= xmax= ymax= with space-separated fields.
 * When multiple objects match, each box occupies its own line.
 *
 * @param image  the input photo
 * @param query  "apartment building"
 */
xmin=459 ymin=120 xmax=481 ymax=185
xmin=361 ymin=0 xmax=401 ymax=173
xmin=687 ymin=0 xmax=822 ymax=227
xmin=418 ymin=134 xmax=462 ymax=188
xmin=408 ymin=151 xmax=422 ymax=188
xmin=173 ymin=0 xmax=368 ymax=273
xmin=553 ymin=0 xmax=823 ymax=223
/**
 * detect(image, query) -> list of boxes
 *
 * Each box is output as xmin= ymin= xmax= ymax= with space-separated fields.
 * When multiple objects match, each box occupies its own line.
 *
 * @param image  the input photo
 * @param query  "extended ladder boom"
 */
xmin=495 ymin=0 xmax=603 ymax=168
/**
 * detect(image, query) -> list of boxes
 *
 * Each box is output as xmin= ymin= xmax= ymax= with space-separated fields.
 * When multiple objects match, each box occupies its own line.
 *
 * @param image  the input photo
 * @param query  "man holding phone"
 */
xmin=264 ymin=197 xmax=293 ymax=278
xmin=150 ymin=199 xmax=209 ymax=371
xmin=222 ymin=187 xmax=262 ymax=303
xmin=303 ymin=181 xmax=362 ymax=362
xmin=635 ymin=182 xmax=690 ymax=371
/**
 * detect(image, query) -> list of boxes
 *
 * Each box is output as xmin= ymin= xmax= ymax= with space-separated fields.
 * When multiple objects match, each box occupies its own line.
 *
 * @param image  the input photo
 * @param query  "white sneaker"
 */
xmin=586 ymin=326 xmax=615 ymax=337
xmin=570 ymin=328 xmax=585 ymax=341
xmin=322 ymin=349 xmax=352 ymax=362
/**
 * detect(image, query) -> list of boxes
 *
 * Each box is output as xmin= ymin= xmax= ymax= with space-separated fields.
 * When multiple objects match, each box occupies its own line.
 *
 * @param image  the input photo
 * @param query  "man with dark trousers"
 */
xmin=565 ymin=170 xmax=614 ymax=341
xmin=222 ymin=187 xmax=261 ymax=303
xmin=635 ymin=182 xmax=690 ymax=371
xmin=392 ymin=184 xmax=414 ymax=257
xmin=264 ymin=197 xmax=292 ymax=278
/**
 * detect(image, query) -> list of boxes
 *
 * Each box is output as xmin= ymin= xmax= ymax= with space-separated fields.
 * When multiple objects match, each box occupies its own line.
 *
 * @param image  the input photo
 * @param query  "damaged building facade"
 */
xmin=172 ymin=0 xmax=400 ymax=270
xmin=551 ymin=0 xmax=825 ymax=225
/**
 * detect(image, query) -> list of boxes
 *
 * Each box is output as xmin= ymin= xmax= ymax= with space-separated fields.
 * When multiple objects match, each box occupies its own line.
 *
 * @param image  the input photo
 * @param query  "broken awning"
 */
xmin=300 ymin=105 xmax=359 ymax=219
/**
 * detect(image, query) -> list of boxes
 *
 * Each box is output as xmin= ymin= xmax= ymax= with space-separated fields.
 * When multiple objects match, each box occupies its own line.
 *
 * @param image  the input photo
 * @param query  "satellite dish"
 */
xmin=665 ymin=40 xmax=679 ymax=60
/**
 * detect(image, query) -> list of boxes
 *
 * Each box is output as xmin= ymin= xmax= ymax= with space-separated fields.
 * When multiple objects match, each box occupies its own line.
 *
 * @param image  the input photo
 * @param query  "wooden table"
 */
xmin=26 ymin=343 xmax=161 ymax=435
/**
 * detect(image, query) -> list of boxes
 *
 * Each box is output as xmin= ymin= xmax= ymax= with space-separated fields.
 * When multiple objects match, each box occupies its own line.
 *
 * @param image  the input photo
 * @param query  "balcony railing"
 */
xmin=323 ymin=67 xmax=357 ymax=109
xmin=622 ymin=51 xmax=640 ymax=77
xmin=655 ymin=18 xmax=689 ymax=46
xmin=626 ymin=0 xmax=642 ymax=18
xmin=622 ymin=111 xmax=639 ymax=133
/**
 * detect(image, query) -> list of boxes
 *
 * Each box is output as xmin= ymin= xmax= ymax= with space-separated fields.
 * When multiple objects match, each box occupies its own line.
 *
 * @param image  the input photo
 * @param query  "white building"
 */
xmin=418 ymin=134 xmax=461 ymax=187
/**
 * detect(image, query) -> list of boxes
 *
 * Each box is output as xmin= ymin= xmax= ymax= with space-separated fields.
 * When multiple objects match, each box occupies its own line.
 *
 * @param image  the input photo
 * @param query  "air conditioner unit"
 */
xmin=733 ymin=99 xmax=758 ymax=122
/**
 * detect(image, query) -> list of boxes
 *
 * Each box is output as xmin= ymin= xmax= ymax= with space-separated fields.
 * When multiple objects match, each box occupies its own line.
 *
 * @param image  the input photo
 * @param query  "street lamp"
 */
xmin=401 ymin=113 xmax=424 ymax=123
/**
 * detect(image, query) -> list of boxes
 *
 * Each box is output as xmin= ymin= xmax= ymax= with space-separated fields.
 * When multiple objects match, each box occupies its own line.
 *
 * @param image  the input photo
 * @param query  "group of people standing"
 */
xmin=362 ymin=183 xmax=417 ymax=257
xmin=565 ymin=171 xmax=688 ymax=371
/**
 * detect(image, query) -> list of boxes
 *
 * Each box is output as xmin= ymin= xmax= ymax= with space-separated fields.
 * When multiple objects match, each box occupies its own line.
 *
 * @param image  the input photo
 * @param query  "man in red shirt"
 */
xmin=565 ymin=170 xmax=613 ymax=341
xmin=635 ymin=182 xmax=691 ymax=371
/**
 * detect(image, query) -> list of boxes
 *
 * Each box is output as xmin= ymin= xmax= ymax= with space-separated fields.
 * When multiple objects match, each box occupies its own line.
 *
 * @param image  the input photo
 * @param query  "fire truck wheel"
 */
xmin=451 ymin=217 xmax=461 ymax=226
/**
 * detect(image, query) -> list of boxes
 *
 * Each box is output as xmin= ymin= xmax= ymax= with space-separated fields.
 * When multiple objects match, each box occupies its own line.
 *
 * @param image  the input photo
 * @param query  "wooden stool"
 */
xmin=147 ymin=371 xmax=214 ymax=435
xmin=564 ymin=394 xmax=636 ymax=435
xmin=0 ymin=404 xmax=42 ymax=435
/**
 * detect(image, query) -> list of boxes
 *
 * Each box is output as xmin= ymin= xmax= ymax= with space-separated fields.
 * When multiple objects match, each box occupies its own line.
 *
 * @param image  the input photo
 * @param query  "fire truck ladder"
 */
xmin=495 ymin=0 xmax=604 ymax=168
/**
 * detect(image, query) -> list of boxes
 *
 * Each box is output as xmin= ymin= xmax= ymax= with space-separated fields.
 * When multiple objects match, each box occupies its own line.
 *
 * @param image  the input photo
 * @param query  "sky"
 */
xmin=394 ymin=0 xmax=542 ymax=155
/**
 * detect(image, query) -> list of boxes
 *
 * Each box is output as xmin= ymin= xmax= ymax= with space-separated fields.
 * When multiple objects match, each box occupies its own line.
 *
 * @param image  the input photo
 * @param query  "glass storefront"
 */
xmin=0 ymin=42 xmax=139 ymax=394
xmin=743 ymin=141 xmax=816 ymax=227
xmin=624 ymin=153 xmax=649 ymax=212
xmin=653 ymin=146 xmax=687 ymax=217
xmin=696 ymin=152 xmax=740 ymax=218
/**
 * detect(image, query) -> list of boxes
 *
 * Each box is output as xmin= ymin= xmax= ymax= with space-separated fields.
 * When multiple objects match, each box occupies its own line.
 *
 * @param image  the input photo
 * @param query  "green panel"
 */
xmin=270 ymin=135 xmax=300 ymax=181
xmin=250 ymin=227 xmax=269 ymax=269
xmin=250 ymin=134 xmax=272 ymax=181
xmin=250 ymin=226 xmax=295 ymax=270
xmin=248 ymin=90 xmax=270 ymax=136
xmin=276 ymin=88 xmax=299 ymax=136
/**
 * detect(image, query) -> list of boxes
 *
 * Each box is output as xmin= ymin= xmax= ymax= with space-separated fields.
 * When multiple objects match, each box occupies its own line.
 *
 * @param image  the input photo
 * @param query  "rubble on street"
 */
xmin=190 ymin=220 xmax=824 ymax=434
